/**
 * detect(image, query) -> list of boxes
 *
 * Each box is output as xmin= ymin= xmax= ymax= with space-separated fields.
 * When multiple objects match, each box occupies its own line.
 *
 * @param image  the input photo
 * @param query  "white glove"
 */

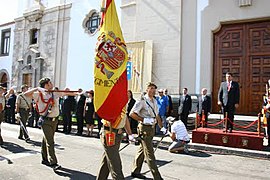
xmin=128 ymin=134 xmax=135 ymax=142
xmin=143 ymin=117 xmax=155 ymax=125
xmin=15 ymin=113 xmax=21 ymax=119
xmin=37 ymin=87 xmax=46 ymax=92
xmin=160 ymin=127 xmax=167 ymax=134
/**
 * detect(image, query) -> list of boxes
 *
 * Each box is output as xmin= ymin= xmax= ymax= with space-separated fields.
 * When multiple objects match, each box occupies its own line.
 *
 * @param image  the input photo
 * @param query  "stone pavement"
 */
xmin=59 ymin=117 xmax=270 ymax=160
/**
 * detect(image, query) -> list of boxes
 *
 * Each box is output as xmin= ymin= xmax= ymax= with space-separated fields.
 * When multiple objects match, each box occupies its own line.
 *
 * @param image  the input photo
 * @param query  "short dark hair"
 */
xmin=183 ymin=88 xmax=188 ymax=91
xmin=21 ymin=84 xmax=28 ymax=91
xmin=226 ymin=72 xmax=233 ymax=76
xmin=39 ymin=77 xmax=50 ymax=88
xmin=89 ymin=90 xmax=94 ymax=96
xmin=146 ymin=82 xmax=157 ymax=89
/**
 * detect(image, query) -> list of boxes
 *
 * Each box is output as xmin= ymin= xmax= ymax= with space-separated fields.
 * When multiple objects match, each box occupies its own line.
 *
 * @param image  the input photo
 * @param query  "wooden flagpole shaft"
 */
xmin=46 ymin=90 xmax=91 ymax=93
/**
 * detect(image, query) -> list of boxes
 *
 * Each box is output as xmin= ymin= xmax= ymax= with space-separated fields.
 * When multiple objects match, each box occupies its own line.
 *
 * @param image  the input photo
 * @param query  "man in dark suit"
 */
xmin=178 ymin=88 xmax=192 ymax=128
xmin=62 ymin=93 xmax=76 ymax=134
xmin=197 ymin=88 xmax=211 ymax=127
xmin=76 ymin=89 xmax=86 ymax=135
xmin=218 ymin=72 xmax=240 ymax=132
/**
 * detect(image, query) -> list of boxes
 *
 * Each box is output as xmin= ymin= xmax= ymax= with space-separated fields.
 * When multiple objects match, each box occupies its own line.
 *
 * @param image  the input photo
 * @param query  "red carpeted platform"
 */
xmin=192 ymin=128 xmax=264 ymax=150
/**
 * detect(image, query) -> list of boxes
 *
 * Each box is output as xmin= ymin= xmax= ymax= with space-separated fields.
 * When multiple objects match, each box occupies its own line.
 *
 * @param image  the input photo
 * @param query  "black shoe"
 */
xmin=25 ymin=138 xmax=31 ymax=143
xmin=131 ymin=172 xmax=146 ymax=179
xmin=18 ymin=136 xmax=24 ymax=140
xmin=0 ymin=136 xmax=3 ymax=145
xmin=41 ymin=160 xmax=50 ymax=166
xmin=51 ymin=164 xmax=61 ymax=171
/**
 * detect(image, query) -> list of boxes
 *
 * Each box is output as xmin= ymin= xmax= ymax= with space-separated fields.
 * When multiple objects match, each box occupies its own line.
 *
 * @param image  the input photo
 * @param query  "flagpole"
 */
xmin=101 ymin=0 xmax=106 ymax=12
xmin=45 ymin=90 xmax=92 ymax=93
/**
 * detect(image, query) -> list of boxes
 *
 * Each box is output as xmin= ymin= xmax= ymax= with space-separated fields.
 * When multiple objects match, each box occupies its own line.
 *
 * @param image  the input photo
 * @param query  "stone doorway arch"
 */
xmin=0 ymin=70 xmax=10 ymax=88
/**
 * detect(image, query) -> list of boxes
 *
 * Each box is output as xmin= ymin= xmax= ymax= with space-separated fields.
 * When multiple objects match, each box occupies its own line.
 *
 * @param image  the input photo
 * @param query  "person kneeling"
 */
xmin=167 ymin=118 xmax=190 ymax=154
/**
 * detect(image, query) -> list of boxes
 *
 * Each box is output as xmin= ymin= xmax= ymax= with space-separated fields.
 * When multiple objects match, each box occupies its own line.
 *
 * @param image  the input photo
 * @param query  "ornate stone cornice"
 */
xmin=23 ymin=9 xmax=44 ymax=22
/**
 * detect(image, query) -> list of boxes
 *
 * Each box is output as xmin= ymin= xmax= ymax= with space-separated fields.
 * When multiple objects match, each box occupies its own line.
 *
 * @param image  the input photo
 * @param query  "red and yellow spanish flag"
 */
xmin=94 ymin=0 xmax=128 ymax=124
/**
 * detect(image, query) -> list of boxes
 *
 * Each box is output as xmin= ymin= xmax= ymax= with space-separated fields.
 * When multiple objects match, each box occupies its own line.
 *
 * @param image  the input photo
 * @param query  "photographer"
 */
xmin=167 ymin=117 xmax=190 ymax=154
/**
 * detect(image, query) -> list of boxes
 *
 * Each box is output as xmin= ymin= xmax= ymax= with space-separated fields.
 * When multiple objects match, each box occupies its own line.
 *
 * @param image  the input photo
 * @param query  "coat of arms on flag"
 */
xmin=96 ymin=32 xmax=127 ymax=79
xmin=94 ymin=0 xmax=128 ymax=124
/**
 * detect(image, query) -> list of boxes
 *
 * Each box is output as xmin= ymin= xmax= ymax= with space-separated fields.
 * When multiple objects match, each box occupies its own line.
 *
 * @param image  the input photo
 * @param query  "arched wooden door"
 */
xmin=0 ymin=73 xmax=8 ymax=87
xmin=212 ymin=20 xmax=270 ymax=115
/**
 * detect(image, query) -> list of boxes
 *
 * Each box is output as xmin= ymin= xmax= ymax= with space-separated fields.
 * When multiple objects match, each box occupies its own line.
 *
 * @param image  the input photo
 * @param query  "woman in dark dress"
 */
xmin=127 ymin=90 xmax=137 ymax=134
xmin=84 ymin=90 xmax=95 ymax=136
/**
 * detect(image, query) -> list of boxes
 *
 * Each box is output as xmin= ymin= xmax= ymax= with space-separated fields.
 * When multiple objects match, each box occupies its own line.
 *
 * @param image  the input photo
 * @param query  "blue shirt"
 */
xmin=157 ymin=95 xmax=168 ymax=116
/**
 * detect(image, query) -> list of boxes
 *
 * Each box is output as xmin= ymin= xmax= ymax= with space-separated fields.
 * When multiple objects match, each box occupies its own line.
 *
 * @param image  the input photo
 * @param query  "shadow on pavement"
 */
xmin=26 ymin=139 xmax=42 ymax=147
xmin=0 ymin=155 xmax=13 ymax=164
xmin=186 ymin=150 xmax=212 ymax=158
xmin=55 ymin=144 xmax=65 ymax=150
xmin=0 ymin=141 xmax=32 ymax=154
xmin=125 ymin=159 xmax=173 ymax=179
xmin=54 ymin=167 xmax=96 ymax=179
xmin=125 ymin=176 xmax=152 ymax=180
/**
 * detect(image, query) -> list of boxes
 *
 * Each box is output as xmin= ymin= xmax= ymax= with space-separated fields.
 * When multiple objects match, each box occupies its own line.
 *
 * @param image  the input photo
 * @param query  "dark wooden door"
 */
xmin=213 ymin=20 xmax=270 ymax=115
xmin=23 ymin=73 xmax=32 ymax=87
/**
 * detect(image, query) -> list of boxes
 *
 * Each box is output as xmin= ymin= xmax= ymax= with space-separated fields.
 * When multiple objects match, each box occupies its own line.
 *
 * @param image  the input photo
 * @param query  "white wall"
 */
xmin=66 ymin=0 xmax=122 ymax=90
xmin=121 ymin=0 xmax=181 ymax=94
xmin=0 ymin=23 xmax=15 ymax=88
xmin=65 ymin=0 xmax=98 ymax=90
xmin=181 ymin=0 xmax=197 ymax=94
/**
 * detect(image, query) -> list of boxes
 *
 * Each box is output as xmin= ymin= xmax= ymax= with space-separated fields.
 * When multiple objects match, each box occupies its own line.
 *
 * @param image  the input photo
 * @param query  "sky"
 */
xmin=0 ymin=0 xmax=18 ymax=24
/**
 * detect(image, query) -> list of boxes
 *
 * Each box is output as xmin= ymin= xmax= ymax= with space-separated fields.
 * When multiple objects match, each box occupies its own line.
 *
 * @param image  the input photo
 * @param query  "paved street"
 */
xmin=0 ymin=122 xmax=270 ymax=180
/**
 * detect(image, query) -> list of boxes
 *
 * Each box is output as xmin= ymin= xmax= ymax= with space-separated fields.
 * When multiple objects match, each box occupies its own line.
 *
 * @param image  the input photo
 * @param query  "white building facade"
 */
xmin=11 ymin=0 xmax=118 ymax=90
xmin=0 ymin=22 xmax=15 ymax=88
xmin=121 ymin=0 xmax=270 ymax=115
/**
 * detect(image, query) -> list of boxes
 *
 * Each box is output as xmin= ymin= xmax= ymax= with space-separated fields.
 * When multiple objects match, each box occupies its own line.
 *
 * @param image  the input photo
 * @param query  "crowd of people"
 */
xmin=0 ymin=72 xmax=250 ymax=179
xmin=0 ymin=84 xmax=103 ymax=138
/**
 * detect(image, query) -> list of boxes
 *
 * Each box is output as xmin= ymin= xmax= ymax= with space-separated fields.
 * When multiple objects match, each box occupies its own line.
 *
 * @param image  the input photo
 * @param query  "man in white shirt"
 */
xmin=167 ymin=117 xmax=190 ymax=153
